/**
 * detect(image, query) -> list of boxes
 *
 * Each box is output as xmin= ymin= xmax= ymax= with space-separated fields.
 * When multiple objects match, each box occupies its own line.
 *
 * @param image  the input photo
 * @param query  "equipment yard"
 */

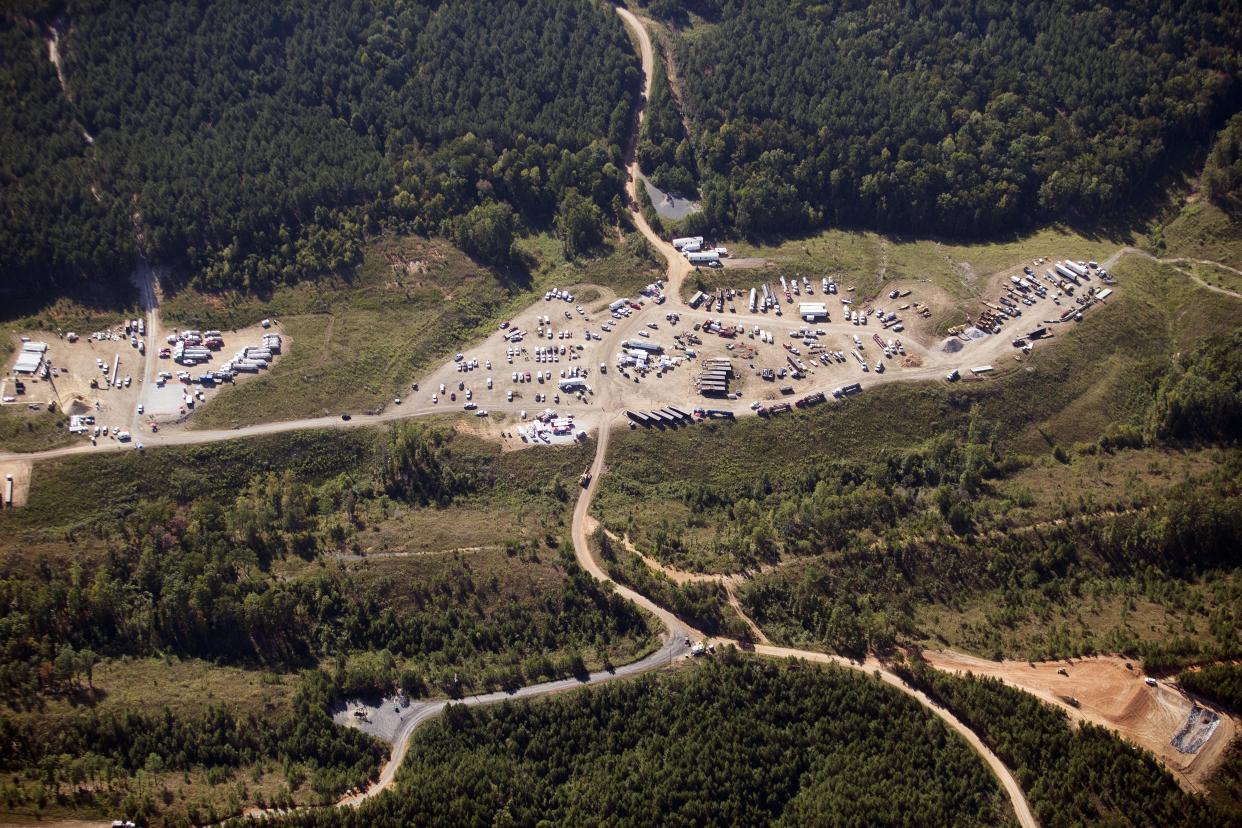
xmin=3 ymin=249 xmax=1118 ymax=460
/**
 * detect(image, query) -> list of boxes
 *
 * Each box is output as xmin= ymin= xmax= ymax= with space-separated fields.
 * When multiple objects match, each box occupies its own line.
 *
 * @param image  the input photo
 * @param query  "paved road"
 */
xmin=35 ymin=12 xmax=1242 ymax=828
xmin=334 ymin=630 xmax=690 ymax=809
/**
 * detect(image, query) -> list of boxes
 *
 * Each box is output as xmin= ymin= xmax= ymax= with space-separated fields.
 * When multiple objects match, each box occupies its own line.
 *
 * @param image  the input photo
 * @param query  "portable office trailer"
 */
xmin=672 ymin=236 xmax=704 ymax=250
xmin=686 ymin=251 xmax=721 ymax=266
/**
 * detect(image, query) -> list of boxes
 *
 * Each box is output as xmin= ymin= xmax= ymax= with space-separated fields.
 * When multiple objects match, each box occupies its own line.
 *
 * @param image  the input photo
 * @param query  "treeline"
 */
xmin=3 ymin=0 xmax=637 ymax=302
xmin=1179 ymin=664 xmax=1242 ymax=712
xmin=0 ymin=426 xmax=649 ymax=701
xmin=894 ymin=658 xmax=1233 ymax=826
xmin=612 ymin=409 xmax=1011 ymax=573
xmin=245 ymin=658 xmax=1011 ymax=828
xmin=1203 ymin=112 xmax=1242 ymax=213
xmin=636 ymin=41 xmax=697 ymax=196
xmin=741 ymin=458 xmax=1242 ymax=664
xmin=0 ymin=670 xmax=384 ymax=822
xmin=673 ymin=0 xmax=1240 ymax=236
xmin=1148 ymin=329 xmax=1242 ymax=443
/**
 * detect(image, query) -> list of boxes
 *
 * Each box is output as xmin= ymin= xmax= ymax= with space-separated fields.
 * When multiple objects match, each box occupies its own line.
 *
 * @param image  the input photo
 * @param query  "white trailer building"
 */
xmin=798 ymin=302 xmax=827 ymax=321
xmin=686 ymin=251 xmax=721 ymax=266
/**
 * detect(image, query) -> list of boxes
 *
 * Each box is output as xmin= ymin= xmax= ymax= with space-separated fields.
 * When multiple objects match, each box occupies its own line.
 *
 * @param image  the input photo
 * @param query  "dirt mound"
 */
xmin=940 ymin=337 xmax=964 ymax=353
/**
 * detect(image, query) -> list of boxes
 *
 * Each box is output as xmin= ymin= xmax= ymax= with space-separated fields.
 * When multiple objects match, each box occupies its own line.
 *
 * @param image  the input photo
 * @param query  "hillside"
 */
xmin=1 ymin=0 xmax=638 ymax=305
xmin=0 ymin=425 xmax=654 ymax=823
xmin=246 ymin=659 xmax=1017 ymax=827
xmin=650 ymin=0 xmax=1240 ymax=236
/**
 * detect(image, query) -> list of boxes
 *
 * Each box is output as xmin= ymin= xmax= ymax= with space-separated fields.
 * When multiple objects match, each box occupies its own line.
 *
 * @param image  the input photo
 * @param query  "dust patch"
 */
xmin=723 ymin=257 xmax=770 ymax=269
xmin=0 ymin=459 xmax=32 ymax=508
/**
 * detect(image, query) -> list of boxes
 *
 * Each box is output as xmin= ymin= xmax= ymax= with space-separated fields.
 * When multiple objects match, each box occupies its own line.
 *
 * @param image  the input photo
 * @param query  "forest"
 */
xmin=739 ymin=455 xmax=1242 ymax=666
xmin=0 ymin=0 xmax=637 ymax=303
xmin=244 ymin=658 xmax=1014 ymax=828
xmin=636 ymin=39 xmax=697 ymax=197
xmin=0 ymin=426 xmax=654 ymax=821
xmin=894 ymin=658 xmax=1233 ymax=827
xmin=671 ymin=0 xmax=1241 ymax=236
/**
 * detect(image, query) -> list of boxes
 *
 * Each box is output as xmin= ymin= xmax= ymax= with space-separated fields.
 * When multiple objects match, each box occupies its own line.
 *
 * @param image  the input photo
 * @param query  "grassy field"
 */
xmin=355 ymin=437 xmax=594 ymax=556
xmin=692 ymin=226 xmax=1122 ymax=305
xmin=1183 ymin=261 xmax=1242 ymax=295
xmin=162 ymin=236 xmax=521 ymax=427
xmin=0 ymin=657 xmax=311 ymax=827
xmin=2 ymin=290 xmax=140 ymax=338
xmin=0 ymin=405 xmax=75 ymax=452
xmin=161 ymin=231 xmax=661 ymax=429
xmin=518 ymin=229 xmax=664 ymax=297
xmin=1155 ymin=199 xmax=1242 ymax=272
xmin=0 ymin=427 xmax=381 ymax=536
xmin=911 ymin=571 xmax=1241 ymax=663
xmin=598 ymin=255 xmax=1241 ymax=571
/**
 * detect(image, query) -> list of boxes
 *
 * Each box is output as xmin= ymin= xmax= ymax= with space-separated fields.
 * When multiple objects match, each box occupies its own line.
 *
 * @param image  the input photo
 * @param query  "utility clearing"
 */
xmin=923 ymin=650 xmax=1239 ymax=790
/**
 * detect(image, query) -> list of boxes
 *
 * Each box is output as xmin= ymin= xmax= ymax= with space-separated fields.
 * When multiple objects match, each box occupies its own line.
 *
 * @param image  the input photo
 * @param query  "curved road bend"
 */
xmin=335 ymin=629 xmax=691 ymax=809
xmin=27 ymin=12 xmax=1084 ymax=827
xmin=333 ymin=12 xmax=1040 ymax=827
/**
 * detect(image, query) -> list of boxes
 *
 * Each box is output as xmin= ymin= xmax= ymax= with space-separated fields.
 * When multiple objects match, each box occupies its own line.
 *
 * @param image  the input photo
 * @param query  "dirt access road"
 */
xmin=286 ymin=13 xmax=1036 ymax=826
xmin=924 ymin=650 xmax=1239 ymax=792
xmin=9 ymin=11 xmax=1229 ymax=828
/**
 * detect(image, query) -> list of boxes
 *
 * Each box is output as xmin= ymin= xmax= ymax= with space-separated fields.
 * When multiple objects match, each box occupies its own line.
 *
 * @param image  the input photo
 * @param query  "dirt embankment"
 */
xmin=923 ymin=650 xmax=1239 ymax=791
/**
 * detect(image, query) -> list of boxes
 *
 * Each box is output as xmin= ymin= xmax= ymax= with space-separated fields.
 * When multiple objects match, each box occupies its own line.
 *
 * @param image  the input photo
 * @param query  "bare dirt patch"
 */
xmin=0 ymin=458 xmax=31 ymax=507
xmin=722 ymin=257 xmax=769 ymax=269
xmin=923 ymin=650 xmax=1239 ymax=791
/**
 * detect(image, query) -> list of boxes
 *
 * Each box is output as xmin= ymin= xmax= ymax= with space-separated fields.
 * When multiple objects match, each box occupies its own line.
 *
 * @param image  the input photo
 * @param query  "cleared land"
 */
xmin=1157 ymin=199 xmax=1242 ymax=273
xmin=150 ymin=232 xmax=662 ymax=431
xmin=923 ymin=651 xmax=1239 ymax=792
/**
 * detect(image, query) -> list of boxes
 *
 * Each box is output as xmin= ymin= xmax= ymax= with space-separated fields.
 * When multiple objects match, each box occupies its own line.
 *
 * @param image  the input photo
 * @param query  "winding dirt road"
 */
xmin=318 ymin=11 xmax=1040 ymax=827
xmin=22 ymin=11 xmax=1242 ymax=828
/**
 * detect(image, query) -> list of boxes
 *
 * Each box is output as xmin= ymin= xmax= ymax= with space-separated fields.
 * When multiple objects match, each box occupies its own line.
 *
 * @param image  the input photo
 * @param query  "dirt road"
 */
xmin=615 ymin=7 xmax=694 ymax=301
xmin=923 ymin=650 xmax=1240 ymax=792
xmin=1102 ymin=246 xmax=1242 ymax=299
xmin=12 ymin=12 xmax=1233 ymax=827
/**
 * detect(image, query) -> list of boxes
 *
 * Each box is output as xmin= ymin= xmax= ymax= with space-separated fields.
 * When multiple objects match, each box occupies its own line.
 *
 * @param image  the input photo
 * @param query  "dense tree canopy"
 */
xmin=1 ymin=0 xmax=638 ymax=301
xmin=1203 ymin=112 xmax=1242 ymax=212
xmin=254 ymin=659 xmax=1012 ymax=828
xmin=0 ymin=16 xmax=134 ymax=307
xmin=896 ymin=661 xmax=1231 ymax=827
xmin=1148 ymin=329 xmax=1242 ymax=442
xmin=673 ymin=0 xmax=1241 ymax=236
